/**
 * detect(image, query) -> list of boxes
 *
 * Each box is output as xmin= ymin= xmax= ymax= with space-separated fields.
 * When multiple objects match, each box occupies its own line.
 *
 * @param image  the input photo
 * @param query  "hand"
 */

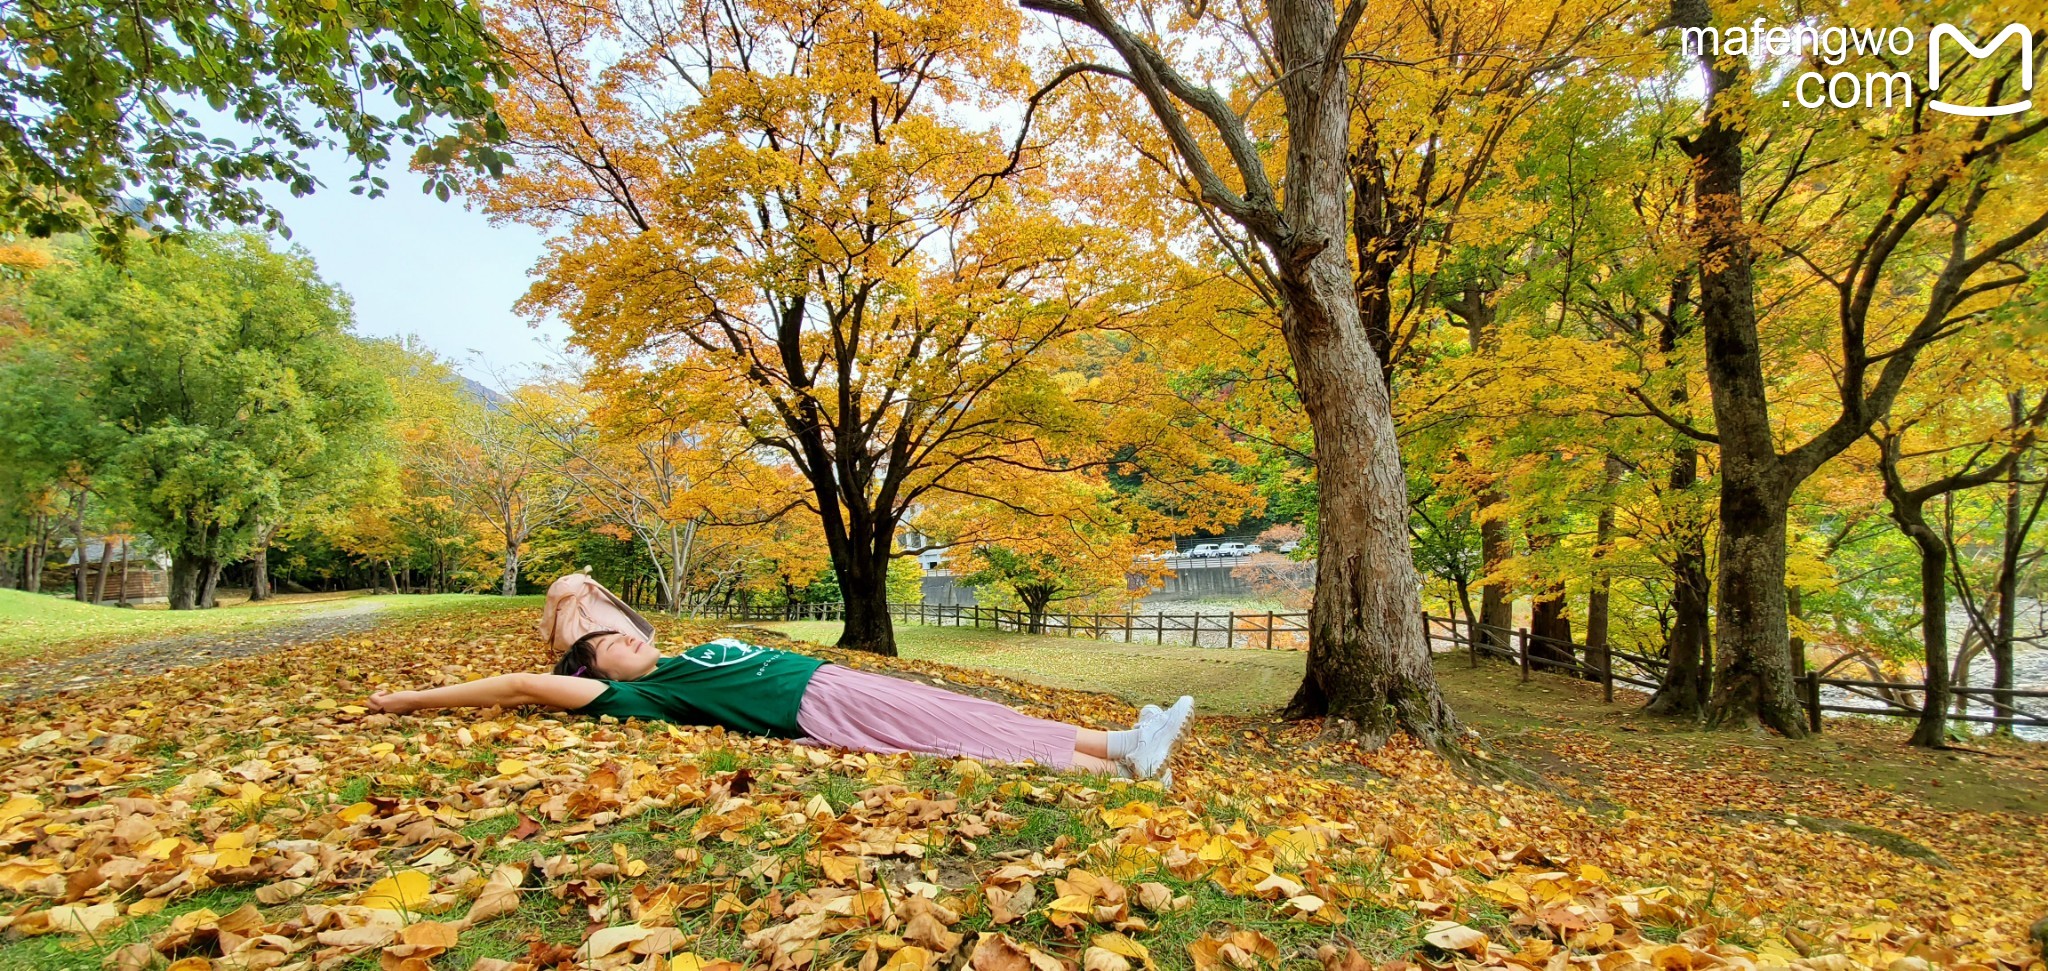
xmin=368 ymin=691 xmax=415 ymax=715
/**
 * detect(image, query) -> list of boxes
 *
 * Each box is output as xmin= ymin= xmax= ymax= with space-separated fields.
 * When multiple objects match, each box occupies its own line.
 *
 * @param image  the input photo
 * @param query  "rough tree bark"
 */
xmin=1014 ymin=583 xmax=1058 ymax=635
xmin=169 ymin=556 xmax=201 ymax=610
xmin=1671 ymin=3 xmax=1806 ymax=733
xmin=197 ymin=557 xmax=223 ymax=608
xmin=1022 ymin=0 xmax=1456 ymax=749
xmin=248 ymin=521 xmax=276 ymax=601
xmin=500 ymin=544 xmax=521 ymax=597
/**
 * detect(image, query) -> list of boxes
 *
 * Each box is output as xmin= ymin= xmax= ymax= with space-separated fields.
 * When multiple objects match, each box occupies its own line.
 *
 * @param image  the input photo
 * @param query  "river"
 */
xmin=1818 ymin=599 xmax=2047 ymax=741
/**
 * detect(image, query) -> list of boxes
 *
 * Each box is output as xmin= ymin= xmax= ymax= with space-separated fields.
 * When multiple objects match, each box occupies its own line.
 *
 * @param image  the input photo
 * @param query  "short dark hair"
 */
xmin=553 ymin=630 xmax=619 ymax=680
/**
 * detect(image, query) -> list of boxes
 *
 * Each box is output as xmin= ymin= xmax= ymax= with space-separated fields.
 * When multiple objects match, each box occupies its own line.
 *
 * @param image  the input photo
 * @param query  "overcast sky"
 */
xmin=260 ymin=158 xmax=570 ymax=386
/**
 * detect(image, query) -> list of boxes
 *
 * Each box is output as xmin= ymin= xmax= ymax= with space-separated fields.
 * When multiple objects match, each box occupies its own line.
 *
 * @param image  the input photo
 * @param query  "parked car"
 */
xmin=1216 ymin=542 xmax=1248 ymax=557
xmin=1186 ymin=543 xmax=1222 ymax=558
xmin=1276 ymin=540 xmax=1300 ymax=554
xmin=1242 ymin=543 xmax=1263 ymax=555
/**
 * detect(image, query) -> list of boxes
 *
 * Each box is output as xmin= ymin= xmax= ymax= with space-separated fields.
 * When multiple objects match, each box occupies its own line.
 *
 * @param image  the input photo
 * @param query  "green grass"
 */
xmin=0 ymin=589 xmax=507 ymax=663
xmin=0 ymin=888 xmax=260 ymax=971
xmin=752 ymin=621 xmax=1306 ymax=714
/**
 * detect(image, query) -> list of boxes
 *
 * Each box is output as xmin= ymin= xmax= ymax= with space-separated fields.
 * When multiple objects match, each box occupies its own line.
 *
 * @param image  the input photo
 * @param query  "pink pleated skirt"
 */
xmin=794 ymin=664 xmax=1078 ymax=769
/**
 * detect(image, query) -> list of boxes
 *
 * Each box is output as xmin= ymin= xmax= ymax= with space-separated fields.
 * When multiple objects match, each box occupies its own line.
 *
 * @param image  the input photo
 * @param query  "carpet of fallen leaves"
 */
xmin=0 ymin=604 xmax=2042 ymax=971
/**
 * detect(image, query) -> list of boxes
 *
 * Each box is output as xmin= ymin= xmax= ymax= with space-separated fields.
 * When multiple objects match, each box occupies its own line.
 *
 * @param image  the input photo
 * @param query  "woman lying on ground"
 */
xmin=366 ymin=573 xmax=1193 ymax=783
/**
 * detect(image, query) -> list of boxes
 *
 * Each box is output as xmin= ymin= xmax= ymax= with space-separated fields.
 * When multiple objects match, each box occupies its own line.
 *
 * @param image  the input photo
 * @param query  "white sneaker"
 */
xmin=1135 ymin=704 xmax=1164 ymax=730
xmin=1126 ymin=696 xmax=1192 ymax=781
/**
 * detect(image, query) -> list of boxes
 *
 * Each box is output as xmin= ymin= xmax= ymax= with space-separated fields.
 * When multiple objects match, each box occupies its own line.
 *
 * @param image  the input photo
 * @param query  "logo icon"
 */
xmin=1929 ymin=23 xmax=2034 ymax=117
xmin=683 ymin=639 xmax=765 ymax=668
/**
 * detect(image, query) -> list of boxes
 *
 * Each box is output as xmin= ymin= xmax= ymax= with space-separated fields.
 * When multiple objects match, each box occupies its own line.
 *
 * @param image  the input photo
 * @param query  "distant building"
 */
xmin=44 ymin=537 xmax=171 ymax=603
xmin=896 ymin=521 xmax=950 ymax=572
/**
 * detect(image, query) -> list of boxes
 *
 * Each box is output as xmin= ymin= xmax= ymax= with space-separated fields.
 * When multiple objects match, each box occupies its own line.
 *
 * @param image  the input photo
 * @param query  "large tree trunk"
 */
xmin=198 ymin=557 xmax=223 ymax=608
xmin=1015 ymin=585 xmax=1048 ymax=639
xmin=1707 ymin=481 xmax=1804 ymax=733
xmin=500 ymin=543 xmax=521 ymax=596
xmin=837 ymin=548 xmax=898 ymax=657
xmin=1270 ymin=0 xmax=1454 ymax=749
xmin=169 ymin=555 xmax=202 ymax=610
xmin=249 ymin=545 xmax=272 ymax=601
xmin=1908 ymin=530 xmax=1952 ymax=748
xmin=1529 ymin=590 xmax=1576 ymax=671
xmin=1021 ymin=0 xmax=1454 ymax=750
xmin=1677 ymin=0 xmax=1806 ymax=736
xmin=248 ymin=522 xmax=276 ymax=602
xmin=1885 ymin=498 xmax=1954 ymax=748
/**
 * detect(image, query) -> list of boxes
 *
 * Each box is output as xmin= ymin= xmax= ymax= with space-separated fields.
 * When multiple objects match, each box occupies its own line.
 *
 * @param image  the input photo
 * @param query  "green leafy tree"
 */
xmin=16 ymin=233 xmax=391 ymax=607
xmin=0 ymin=0 xmax=511 ymax=242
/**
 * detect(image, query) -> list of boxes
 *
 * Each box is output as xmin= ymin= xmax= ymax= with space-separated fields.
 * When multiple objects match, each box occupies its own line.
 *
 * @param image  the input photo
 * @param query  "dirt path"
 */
xmin=0 ymin=599 xmax=392 ymax=702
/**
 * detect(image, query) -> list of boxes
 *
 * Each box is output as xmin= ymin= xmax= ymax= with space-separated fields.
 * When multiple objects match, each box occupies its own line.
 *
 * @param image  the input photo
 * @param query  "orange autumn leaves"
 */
xmin=0 ymin=604 xmax=2041 ymax=971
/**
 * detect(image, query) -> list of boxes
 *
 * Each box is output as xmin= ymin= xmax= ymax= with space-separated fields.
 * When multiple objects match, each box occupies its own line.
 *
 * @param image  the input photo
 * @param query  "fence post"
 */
xmin=1804 ymin=672 xmax=1823 ymax=735
xmin=1421 ymin=611 xmax=1431 ymax=654
xmin=1518 ymin=627 xmax=1531 ymax=683
xmin=1156 ymin=612 xmax=1164 ymax=644
xmin=1225 ymin=613 xmax=1236 ymax=649
xmin=1067 ymin=612 xmax=1076 ymax=637
xmin=1601 ymin=647 xmax=1614 ymax=704
xmin=1265 ymin=612 xmax=1275 ymax=650
xmin=1469 ymin=617 xmax=1480 ymax=668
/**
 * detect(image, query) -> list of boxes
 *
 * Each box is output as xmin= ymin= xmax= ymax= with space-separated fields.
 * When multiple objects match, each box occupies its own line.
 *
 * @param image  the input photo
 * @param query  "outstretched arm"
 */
xmin=368 ymin=673 xmax=607 ymax=715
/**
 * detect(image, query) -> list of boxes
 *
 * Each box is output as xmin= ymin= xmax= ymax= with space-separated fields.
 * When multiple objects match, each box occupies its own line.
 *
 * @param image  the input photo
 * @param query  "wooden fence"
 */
xmin=682 ymin=601 xmax=1313 ymax=649
xmin=681 ymin=600 xmax=2048 ymax=733
xmin=1423 ymin=612 xmax=2048 ymax=734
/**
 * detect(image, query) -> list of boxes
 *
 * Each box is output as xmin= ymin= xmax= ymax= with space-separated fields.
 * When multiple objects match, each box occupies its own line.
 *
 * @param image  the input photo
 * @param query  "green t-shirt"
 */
xmin=572 ymin=638 xmax=827 ymax=738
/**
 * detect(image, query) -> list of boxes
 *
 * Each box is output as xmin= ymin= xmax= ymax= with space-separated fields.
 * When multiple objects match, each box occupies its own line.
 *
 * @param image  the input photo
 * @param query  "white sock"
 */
xmin=1104 ymin=729 xmax=1141 ymax=760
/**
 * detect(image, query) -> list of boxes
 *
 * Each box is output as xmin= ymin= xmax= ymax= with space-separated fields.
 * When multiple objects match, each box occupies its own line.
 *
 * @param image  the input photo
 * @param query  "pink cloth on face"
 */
xmin=539 ymin=574 xmax=657 ymax=652
xmin=794 ymin=664 xmax=1079 ymax=769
